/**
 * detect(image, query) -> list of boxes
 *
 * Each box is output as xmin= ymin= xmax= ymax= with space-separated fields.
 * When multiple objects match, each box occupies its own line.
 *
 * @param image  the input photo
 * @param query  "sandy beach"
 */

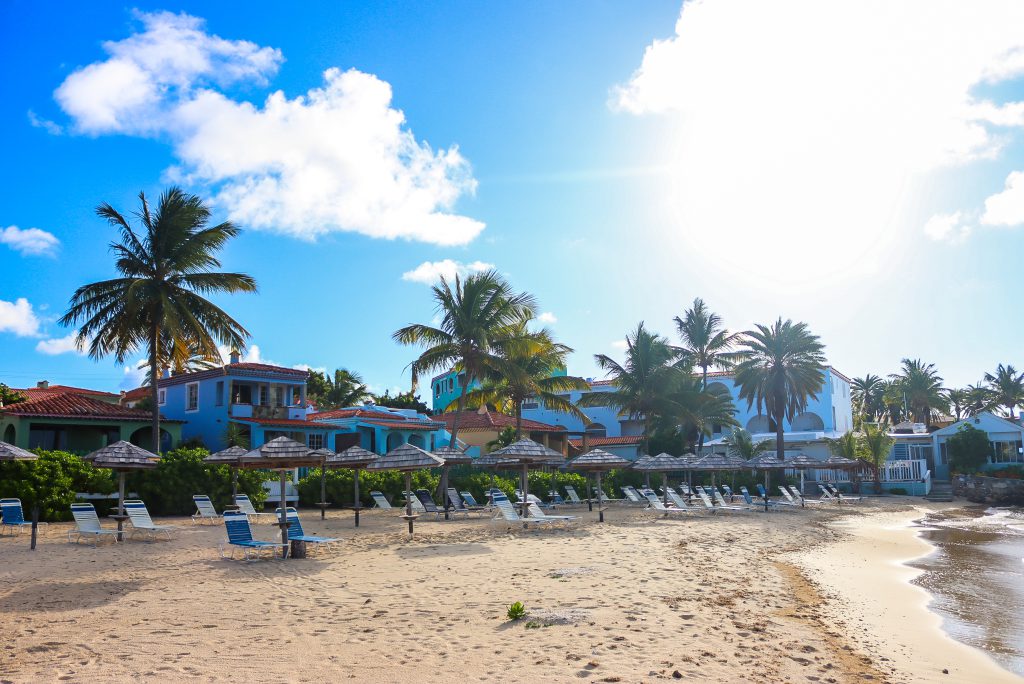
xmin=1 ymin=499 xmax=1019 ymax=683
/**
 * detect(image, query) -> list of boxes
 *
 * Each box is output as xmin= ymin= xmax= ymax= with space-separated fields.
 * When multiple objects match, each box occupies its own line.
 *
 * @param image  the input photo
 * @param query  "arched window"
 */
xmin=386 ymin=432 xmax=404 ymax=451
xmin=746 ymin=415 xmax=777 ymax=433
xmin=3 ymin=424 xmax=14 ymax=444
xmin=705 ymin=381 xmax=731 ymax=397
xmin=791 ymin=412 xmax=824 ymax=431
xmin=408 ymin=434 xmax=425 ymax=448
xmin=585 ymin=423 xmax=607 ymax=438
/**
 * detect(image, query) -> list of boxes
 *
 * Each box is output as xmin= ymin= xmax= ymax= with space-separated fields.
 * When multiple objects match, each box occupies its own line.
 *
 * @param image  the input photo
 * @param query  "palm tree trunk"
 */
xmin=149 ymin=321 xmax=161 ymax=453
xmin=775 ymin=409 xmax=785 ymax=461
xmin=696 ymin=366 xmax=708 ymax=455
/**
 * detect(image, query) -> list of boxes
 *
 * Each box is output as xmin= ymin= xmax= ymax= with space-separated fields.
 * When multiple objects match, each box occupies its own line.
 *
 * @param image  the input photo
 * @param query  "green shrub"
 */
xmin=506 ymin=601 xmax=526 ymax=621
xmin=126 ymin=447 xmax=267 ymax=515
xmin=947 ymin=424 xmax=993 ymax=474
xmin=0 ymin=451 xmax=115 ymax=522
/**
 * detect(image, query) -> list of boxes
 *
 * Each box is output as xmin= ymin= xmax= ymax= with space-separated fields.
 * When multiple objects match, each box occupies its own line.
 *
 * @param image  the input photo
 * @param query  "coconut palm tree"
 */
xmin=307 ymin=368 xmax=372 ymax=410
xmin=984 ymin=364 xmax=1024 ymax=419
xmin=393 ymin=270 xmax=537 ymax=448
xmin=578 ymin=322 xmax=680 ymax=456
xmin=888 ymin=359 xmax=947 ymax=426
xmin=60 ymin=188 xmax=256 ymax=451
xmin=136 ymin=332 xmax=222 ymax=384
xmin=673 ymin=297 xmax=744 ymax=387
xmin=454 ymin=326 xmax=590 ymax=438
xmin=944 ymin=388 xmax=972 ymax=422
xmin=860 ymin=423 xmax=894 ymax=494
xmin=733 ymin=318 xmax=827 ymax=461
xmin=851 ymin=374 xmax=886 ymax=423
xmin=966 ymin=383 xmax=993 ymax=416
xmin=661 ymin=369 xmax=738 ymax=452
xmin=723 ymin=428 xmax=772 ymax=461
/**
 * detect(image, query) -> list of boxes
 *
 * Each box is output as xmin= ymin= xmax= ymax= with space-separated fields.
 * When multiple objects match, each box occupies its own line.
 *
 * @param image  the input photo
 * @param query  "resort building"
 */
xmin=928 ymin=412 xmax=1024 ymax=480
xmin=434 ymin=407 xmax=568 ymax=456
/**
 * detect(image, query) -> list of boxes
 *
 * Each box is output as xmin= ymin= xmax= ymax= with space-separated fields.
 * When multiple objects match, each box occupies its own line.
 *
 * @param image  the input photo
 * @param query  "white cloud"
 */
xmin=982 ymin=171 xmax=1024 ymax=226
xmin=120 ymin=361 xmax=148 ymax=390
xmin=0 ymin=225 xmax=60 ymax=256
xmin=27 ymin=110 xmax=62 ymax=135
xmin=923 ymin=212 xmax=972 ymax=244
xmin=54 ymin=11 xmax=483 ymax=246
xmin=36 ymin=333 xmax=86 ymax=355
xmin=401 ymin=259 xmax=494 ymax=285
xmin=613 ymin=0 xmax=1024 ymax=278
xmin=217 ymin=344 xmax=267 ymax=364
xmin=537 ymin=312 xmax=558 ymax=324
xmin=0 ymin=298 xmax=41 ymax=337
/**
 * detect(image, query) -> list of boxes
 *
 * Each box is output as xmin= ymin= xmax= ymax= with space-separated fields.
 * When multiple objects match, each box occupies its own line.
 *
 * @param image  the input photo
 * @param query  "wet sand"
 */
xmin=0 ymin=499 xmax=1010 ymax=683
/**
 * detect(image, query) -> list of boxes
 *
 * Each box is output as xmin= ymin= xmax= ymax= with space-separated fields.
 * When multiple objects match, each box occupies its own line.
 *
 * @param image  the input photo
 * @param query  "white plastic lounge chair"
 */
xmin=526 ymin=502 xmax=577 ymax=522
xmin=594 ymin=488 xmax=623 ymax=503
xmin=513 ymin=490 xmax=545 ymax=507
xmin=370 ymin=490 xmax=392 ymax=509
xmin=68 ymin=503 xmax=120 ymax=546
xmin=621 ymin=487 xmax=642 ymax=503
xmin=563 ymin=485 xmax=583 ymax=504
xmin=192 ymin=495 xmax=221 ymax=525
xmin=695 ymin=488 xmax=743 ymax=513
xmin=459 ymin=491 xmax=491 ymax=512
xmin=124 ymin=500 xmax=177 ymax=539
xmin=664 ymin=487 xmax=699 ymax=512
xmin=276 ymin=508 xmax=341 ymax=555
xmin=711 ymin=487 xmax=752 ymax=511
xmin=738 ymin=487 xmax=785 ymax=510
xmin=817 ymin=484 xmax=841 ymax=503
xmin=1 ymin=498 xmax=47 ymax=536
xmin=219 ymin=511 xmax=287 ymax=560
xmin=491 ymin=495 xmax=555 ymax=528
xmin=234 ymin=494 xmax=276 ymax=523
xmin=823 ymin=483 xmax=862 ymax=503
xmin=642 ymin=491 xmax=693 ymax=517
xmin=784 ymin=486 xmax=823 ymax=506
xmin=404 ymin=491 xmax=426 ymax=513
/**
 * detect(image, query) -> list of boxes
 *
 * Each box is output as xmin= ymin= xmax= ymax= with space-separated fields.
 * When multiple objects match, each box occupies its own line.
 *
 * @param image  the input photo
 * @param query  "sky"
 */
xmin=3 ymin=0 xmax=1024 ymax=398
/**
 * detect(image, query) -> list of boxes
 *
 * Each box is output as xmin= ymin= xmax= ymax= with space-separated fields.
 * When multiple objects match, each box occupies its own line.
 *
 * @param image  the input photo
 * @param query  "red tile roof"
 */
xmin=362 ymin=420 xmax=440 ymax=431
xmin=568 ymin=435 xmax=644 ymax=448
xmin=1 ymin=392 xmax=176 ymax=422
xmin=18 ymin=384 xmax=120 ymax=402
xmin=233 ymin=418 xmax=327 ymax=429
xmin=311 ymin=407 xmax=402 ymax=421
xmin=121 ymin=386 xmax=150 ymax=403
xmin=157 ymin=362 xmax=308 ymax=387
xmin=435 ymin=409 xmax=566 ymax=433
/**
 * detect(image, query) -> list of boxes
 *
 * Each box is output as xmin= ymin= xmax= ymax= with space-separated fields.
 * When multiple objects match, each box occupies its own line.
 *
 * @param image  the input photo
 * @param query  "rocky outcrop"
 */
xmin=953 ymin=475 xmax=1024 ymax=506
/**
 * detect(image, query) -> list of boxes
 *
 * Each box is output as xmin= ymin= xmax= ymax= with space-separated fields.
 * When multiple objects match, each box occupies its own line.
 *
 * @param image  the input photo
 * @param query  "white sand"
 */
xmin=0 ymin=499 xmax=1017 ymax=683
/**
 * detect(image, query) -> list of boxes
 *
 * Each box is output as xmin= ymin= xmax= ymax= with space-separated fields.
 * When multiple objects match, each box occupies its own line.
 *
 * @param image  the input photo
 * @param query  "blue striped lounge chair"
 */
xmin=124 ymin=500 xmax=177 ymax=539
xmin=446 ymin=489 xmax=483 ymax=517
xmin=68 ymin=503 xmax=120 ymax=546
xmin=369 ymin=491 xmax=392 ymax=509
xmin=276 ymin=508 xmax=340 ymax=555
xmin=219 ymin=511 xmax=288 ymax=560
xmin=192 ymin=495 xmax=221 ymax=525
xmin=1 ymin=498 xmax=47 ymax=536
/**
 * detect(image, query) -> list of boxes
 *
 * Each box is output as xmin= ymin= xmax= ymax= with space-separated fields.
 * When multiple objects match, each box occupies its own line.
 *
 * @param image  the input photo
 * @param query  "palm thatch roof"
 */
xmin=819 ymin=454 xmax=860 ymax=469
xmin=83 ymin=440 xmax=160 ymax=470
xmin=326 ymin=445 xmax=379 ymax=468
xmin=632 ymin=453 xmax=687 ymax=472
xmin=488 ymin=438 xmax=564 ymax=463
xmin=567 ymin=448 xmax=631 ymax=471
xmin=239 ymin=436 xmax=320 ymax=469
xmin=690 ymin=453 xmax=748 ymax=470
xmin=433 ymin=445 xmax=473 ymax=465
xmin=204 ymin=445 xmax=248 ymax=463
xmin=784 ymin=453 xmax=822 ymax=469
xmin=744 ymin=452 xmax=790 ymax=469
xmin=0 ymin=441 xmax=37 ymax=461
xmin=368 ymin=443 xmax=445 ymax=471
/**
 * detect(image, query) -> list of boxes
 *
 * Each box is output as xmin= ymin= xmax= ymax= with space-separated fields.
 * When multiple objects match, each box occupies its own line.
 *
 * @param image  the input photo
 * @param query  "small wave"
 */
xmin=927 ymin=507 xmax=1024 ymax=536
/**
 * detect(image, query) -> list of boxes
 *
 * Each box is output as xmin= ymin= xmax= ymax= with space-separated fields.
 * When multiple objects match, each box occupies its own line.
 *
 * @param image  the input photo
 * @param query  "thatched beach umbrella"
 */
xmin=783 ymin=453 xmax=821 ymax=502
xmin=367 ymin=443 xmax=445 ymax=535
xmin=239 ymin=436 xmax=320 ymax=556
xmin=690 ymin=452 xmax=748 ymax=495
xmin=204 ymin=445 xmax=248 ymax=499
xmin=434 ymin=445 xmax=472 ymax=520
xmin=325 ymin=446 xmax=378 ymax=526
xmin=0 ymin=441 xmax=38 ymax=461
xmin=567 ymin=449 xmax=630 ymax=522
xmin=743 ymin=452 xmax=790 ymax=511
xmin=817 ymin=454 xmax=861 ymax=496
xmin=633 ymin=453 xmax=687 ymax=506
xmin=83 ymin=440 xmax=160 ymax=541
xmin=488 ymin=439 xmax=564 ymax=518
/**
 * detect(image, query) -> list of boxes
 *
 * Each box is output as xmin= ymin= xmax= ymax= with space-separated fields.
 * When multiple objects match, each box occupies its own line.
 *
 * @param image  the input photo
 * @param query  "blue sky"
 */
xmin=3 ymin=1 xmax=1024 ymax=397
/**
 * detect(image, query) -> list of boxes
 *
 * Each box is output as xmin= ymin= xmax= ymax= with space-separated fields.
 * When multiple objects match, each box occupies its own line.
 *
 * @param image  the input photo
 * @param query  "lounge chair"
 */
xmin=823 ymin=483 xmax=862 ymax=503
xmin=785 ymin=486 xmax=824 ymax=506
xmin=621 ymin=486 xmax=642 ymax=503
xmin=404 ymin=491 xmax=426 ymax=514
xmin=563 ymin=485 xmax=583 ymax=504
xmin=711 ymin=487 xmax=752 ymax=511
xmin=219 ymin=511 xmax=288 ymax=560
xmin=234 ymin=494 xmax=276 ymax=524
xmin=276 ymin=507 xmax=341 ymax=555
xmin=721 ymin=485 xmax=738 ymax=502
xmin=593 ymin=488 xmax=623 ymax=504
xmin=68 ymin=503 xmax=120 ymax=546
xmin=526 ymin=502 xmax=577 ymax=522
xmin=124 ymin=500 xmax=177 ymax=539
xmin=548 ymin=491 xmax=567 ymax=506
xmin=460 ymin=491 xmax=490 ymax=511
xmin=1 ymin=498 xmax=46 ymax=536
xmin=370 ymin=490 xmax=392 ymax=509
xmin=447 ymin=489 xmax=486 ymax=517
xmin=414 ymin=489 xmax=448 ymax=519
xmin=663 ymin=487 xmax=696 ymax=512
xmin=513 ymin=490 xmax=546 ymax=507
xmin=739 ymin=487 xmax=785 ymax=510
xmin=491 ymin=494 xmax=555 ymax=528
xmin=695 ymin=487 xmax=744 ymax=513
xmin=642 ymin=491 xmax=694 ymax=517
xmin=817 ymin=484 xmax=842 ymax=503
xmin=192 ymin=495 xmax=221 ymax=525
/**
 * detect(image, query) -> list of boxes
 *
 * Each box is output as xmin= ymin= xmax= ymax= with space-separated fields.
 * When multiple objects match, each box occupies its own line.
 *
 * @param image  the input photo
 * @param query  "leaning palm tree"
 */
xmin=734 ymin=318 xmax=827 ymax=461
xmin=724 ymin=427 xmax=772 ymax=461
xmin=673 ymin=297 xmax=744 ymax=387
xmin=578 ymin=322 xmax=680 ymax=456
xmin=984 ymin=364 xmax=1024 ymax=419
xmin=60 ymin=188 xmax=256 ymax=451
xmin=393 ymin=270 xmax=537 ymax=448
xmin=454 ymin=325 xmax=590 ymax=438
xmin=889 ymin=358 xmax=947 ymax=426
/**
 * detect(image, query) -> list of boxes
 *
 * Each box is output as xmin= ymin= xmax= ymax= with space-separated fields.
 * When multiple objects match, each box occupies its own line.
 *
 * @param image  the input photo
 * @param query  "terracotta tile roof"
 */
xmin=233 ymin=417 xmax=327 ymax=429
xmin=362 ymin=420 xmax=440 ymax=431
xmin=311 ymin=407 xmax=405 ymax=421
xmin=121 ymin=386 xmax=150 ymax=402
xmin=589 ymin=379 xmax=616 ymax=387
xmin=828 ymin=366 xmax=851 ymax=383
xmin=435 ymin=409 xmax=566 ymax=433
xmin=568 ymin=435 xmax=644 ymax=448
xmin=18 ymin=384 xmax=120 ymax=402
xmin=1 ymin=392 xmax=178 ymax=422
xmin=157 ymin=362 xmax=308 ymax=387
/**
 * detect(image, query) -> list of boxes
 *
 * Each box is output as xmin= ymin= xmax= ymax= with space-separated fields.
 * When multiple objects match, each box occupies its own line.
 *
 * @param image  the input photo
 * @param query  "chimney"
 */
xmin=36 ymin=380 xmax=49 ymax=389
xmin=229 ymin=348 xmax=241 ymax=364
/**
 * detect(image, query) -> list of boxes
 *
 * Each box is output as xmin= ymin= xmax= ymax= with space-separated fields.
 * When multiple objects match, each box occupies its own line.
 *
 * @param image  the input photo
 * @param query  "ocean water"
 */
xmin=910 ymin=507 xmax=1024 ymax=677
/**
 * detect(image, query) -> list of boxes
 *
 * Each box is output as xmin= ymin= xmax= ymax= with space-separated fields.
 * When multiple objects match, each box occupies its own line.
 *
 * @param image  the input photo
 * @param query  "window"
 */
xmin=158 ymin=389 xmax=166 ymax=406
xmin=435 ymin=383 xmax=441 ymax=397
xmin=308 ymin=434 xmax=324 ymax=450
xmin=448 ymin=378 xmax=454 ymax=391
xmin=215 ymin=381 xmax=224 ymax=407
xmin=258 ymin=386 xmax=268 ymax=406
xmin=186 ymin=383 xmax=199 ymax=411
xmin=522 ymin=397 xmax=540 ymax=410
xmin=991 ymin=440 xmax=1024 ymax=464
xmin=272 ymin=386 xmax=283 ymax=407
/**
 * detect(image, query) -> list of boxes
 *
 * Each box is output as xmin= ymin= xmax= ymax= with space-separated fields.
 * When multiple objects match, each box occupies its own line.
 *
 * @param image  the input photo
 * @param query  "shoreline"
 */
xmin=790 ymin=503 xmax=1024 ymax=684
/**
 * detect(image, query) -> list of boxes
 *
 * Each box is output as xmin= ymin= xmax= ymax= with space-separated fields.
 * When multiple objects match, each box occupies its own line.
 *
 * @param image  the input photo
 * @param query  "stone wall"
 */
xmin=953 ymin=475 xmax=1024 ymax=506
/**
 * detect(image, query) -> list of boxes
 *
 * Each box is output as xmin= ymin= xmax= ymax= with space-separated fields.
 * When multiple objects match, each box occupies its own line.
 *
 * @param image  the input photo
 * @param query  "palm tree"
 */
xmin=307 ymin=368 xmax=372 ymax=410
xmin=860 ymin=423 xmax=894 ymax=494
xmin=578 ymin=322 xmax=679 ymax=456
xmin=984 ymin=364 xmax=1024 ymax=419
xmin=455 ymin=326 xmax=590 ymax=438
xmin=136 ymin=332 xmax=221 ymax=384
xmin=889 ymin=359 xmax=947 ymax=426
xmin=734 ymin=318 xmax=827 ymax=461
xmin=60 ymin=188 xmax=256 ymax=451
xmin=944 ymin=388 xmax=972 ymax=422
xmin=851 ymin=374 xmax=886 ymax=423
xmin=673 ymin=297 xmax=744 ymax=387
xmin=723 ymin=428 xmax=772 ymax=461
xmin=966 ymin=383 xmax=993 ymax=416
xmin=393 ymin=270 xmax=537 ymax=448
xmin=662 ymin=369 xmax=738 ymax=452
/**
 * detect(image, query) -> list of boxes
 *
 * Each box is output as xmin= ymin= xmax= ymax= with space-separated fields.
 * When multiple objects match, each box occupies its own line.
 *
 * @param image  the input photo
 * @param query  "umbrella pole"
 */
xmin=117 ymin=471 xmax=126 ymax=542
xmin=662 ymin=472 xmax=669 ymax=507
xmin=231 ymin=467 xmax=238 ymax=499
xmin=596 ymin=470 xmax=604 ymax=523
xmin=279 ymin=470 xmax=289 ymax=558
xmin=764 ymin=471 xmax=770 ymax=513
xmin=353 ymin=468 xmax=361 ymax=527
xmin=405 ymin=471 xmax=414 ymax=534
xmin=320 ymin=465 xmax=327 ymax=520
xmin=586 ymin=473 xmax=593 ymax=512
xmin=800 ymin=470 xmax=805 ymax=508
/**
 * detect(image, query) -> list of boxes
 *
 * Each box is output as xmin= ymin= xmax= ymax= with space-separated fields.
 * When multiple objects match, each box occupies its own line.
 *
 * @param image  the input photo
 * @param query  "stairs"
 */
xmin=924 ymin=480 xmax=954 ymax=502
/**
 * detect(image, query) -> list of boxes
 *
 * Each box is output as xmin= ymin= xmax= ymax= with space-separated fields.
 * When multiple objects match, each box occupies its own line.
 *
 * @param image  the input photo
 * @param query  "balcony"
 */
xmin=230 ymin=404 xmax=291 ymax=420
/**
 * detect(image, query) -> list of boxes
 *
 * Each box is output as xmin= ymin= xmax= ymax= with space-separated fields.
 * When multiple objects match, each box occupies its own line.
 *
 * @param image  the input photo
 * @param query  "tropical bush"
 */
xmin=126 ymin=447 xmax=267 ymax=515
xmin=0 ymin=451 xmax=115 ymax=522
xmin=947 ymin=424 xmax=993 ymax=473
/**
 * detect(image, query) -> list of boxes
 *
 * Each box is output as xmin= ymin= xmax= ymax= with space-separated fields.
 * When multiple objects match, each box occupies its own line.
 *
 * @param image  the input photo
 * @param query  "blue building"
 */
xmin=429 ymin=366 xmax=567 ymax=413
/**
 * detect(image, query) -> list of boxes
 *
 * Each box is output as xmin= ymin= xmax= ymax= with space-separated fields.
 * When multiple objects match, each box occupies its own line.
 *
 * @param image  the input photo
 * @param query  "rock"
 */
xmin=672 ymin=670 xmax=683 ymax=679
